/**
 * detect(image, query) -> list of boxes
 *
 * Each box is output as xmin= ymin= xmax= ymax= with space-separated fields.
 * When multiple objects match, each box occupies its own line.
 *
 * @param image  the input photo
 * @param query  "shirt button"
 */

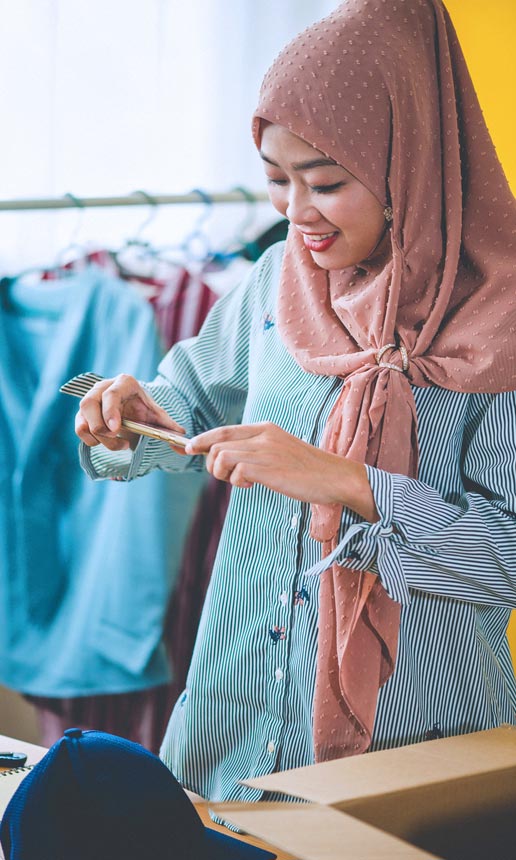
xmin=275 ymin=668 xmax=284 ymax=681
xmin=290 ymin=514 xmax=299 ymax=529
xmin=267 ymin=741 xmax=276 ymax=754
xmin=279 ymin=592 xmax=288 ymax=607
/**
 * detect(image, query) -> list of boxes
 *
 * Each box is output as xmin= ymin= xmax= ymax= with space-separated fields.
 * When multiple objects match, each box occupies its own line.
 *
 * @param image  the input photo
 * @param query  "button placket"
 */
xmin=271 ymin=589 xmax=290 ymax=684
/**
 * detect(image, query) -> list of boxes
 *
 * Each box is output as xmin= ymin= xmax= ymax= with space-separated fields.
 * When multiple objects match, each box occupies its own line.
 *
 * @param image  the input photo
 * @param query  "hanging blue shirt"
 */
xmin=0 ymin=267 xmax=204 ymax=696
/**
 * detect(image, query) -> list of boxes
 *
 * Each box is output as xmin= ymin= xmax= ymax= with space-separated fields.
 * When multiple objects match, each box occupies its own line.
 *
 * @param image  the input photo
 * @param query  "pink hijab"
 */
xmin=252 ymin=0 xmax=516 ymax=762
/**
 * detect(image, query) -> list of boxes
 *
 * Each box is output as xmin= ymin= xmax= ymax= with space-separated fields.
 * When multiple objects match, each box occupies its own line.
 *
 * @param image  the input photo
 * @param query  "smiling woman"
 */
xmin=260 ymin=124 xmax=390 ymax=268
xmin=74 ymin=0 xmax=516 ymax=824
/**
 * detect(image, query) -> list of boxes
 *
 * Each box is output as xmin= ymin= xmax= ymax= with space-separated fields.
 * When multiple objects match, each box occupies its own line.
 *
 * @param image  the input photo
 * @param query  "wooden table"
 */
xmin=0 ymin=734 xmax=294 ymax=859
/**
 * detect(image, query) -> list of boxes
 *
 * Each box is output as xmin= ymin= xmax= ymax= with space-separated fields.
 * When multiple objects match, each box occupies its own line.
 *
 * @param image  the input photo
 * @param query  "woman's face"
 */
xmin=260 ymin=123 xmax=390 ymax=270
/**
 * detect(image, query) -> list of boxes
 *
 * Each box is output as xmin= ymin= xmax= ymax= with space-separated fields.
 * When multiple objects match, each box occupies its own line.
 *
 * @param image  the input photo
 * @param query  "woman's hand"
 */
xmin=75 ymin=374 xmax=186 ymax=452
xmin=185 ymin=422 xmax=378 ymax=520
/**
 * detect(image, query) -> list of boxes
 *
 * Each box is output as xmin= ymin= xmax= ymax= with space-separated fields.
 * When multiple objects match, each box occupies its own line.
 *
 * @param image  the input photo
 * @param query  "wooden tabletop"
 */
xmin=0 ymin=734 xmax=294 ymax=859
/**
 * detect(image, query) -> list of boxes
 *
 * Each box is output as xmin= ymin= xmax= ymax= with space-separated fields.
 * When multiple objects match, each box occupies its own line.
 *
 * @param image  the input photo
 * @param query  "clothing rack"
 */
xmin=0 ymin=190 xmax=269 ymax=212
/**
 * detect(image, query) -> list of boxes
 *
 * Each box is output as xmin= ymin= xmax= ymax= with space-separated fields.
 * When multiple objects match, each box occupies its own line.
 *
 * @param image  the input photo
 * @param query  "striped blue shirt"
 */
xmin=82 ymin=242 xmax=516 ymax=807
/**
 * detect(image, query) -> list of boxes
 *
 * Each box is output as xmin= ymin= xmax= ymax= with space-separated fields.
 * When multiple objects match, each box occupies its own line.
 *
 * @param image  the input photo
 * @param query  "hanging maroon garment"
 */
xmin=148 ymin=266 xmax=218 ymax=350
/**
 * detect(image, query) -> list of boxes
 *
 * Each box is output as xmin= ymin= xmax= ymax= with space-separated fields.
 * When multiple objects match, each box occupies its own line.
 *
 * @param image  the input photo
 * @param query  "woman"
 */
xmin=77 ymin=0 xmax=516 ymax=806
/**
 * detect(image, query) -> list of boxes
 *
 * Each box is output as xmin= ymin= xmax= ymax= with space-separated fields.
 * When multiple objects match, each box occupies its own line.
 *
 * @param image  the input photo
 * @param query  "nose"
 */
xmin=285 ymin=186 xmax=319 ymax=225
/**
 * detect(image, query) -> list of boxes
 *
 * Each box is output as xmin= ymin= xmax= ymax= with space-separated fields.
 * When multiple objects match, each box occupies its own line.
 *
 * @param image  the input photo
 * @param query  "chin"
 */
xmin=309 ymin=250 xmax=355 ymax=271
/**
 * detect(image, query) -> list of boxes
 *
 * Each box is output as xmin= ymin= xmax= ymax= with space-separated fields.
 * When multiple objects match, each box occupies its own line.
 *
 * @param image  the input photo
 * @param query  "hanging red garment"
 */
xmin=149 ymin=267 xmax=218 ymax=350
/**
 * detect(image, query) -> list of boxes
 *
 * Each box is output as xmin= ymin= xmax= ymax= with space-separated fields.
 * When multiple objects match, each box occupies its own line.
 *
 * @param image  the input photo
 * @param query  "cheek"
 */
xmin=365 ymin=198 xmax=386 ymax=233
xmin=344 ymin=191 xmax=385 ymax=241
xmin=267 ymin=187 xmax=288 ymax=217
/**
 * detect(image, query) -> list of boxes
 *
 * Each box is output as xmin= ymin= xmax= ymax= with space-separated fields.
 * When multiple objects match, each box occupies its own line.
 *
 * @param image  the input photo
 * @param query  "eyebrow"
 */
xmin=260 ymin=152 xmax=338 ymax=171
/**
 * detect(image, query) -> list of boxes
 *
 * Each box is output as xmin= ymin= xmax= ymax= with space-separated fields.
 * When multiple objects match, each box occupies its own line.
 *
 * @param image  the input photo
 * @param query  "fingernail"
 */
xmin=108 ymin=419 xmax=117 ymax=431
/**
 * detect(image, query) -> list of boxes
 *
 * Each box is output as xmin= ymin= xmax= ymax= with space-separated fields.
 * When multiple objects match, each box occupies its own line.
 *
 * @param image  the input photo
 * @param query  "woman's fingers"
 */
xmin=185 ymin=422 xmax=370 ymax=511
xmin=185 ymin=423 xmax=267 ymax=454
xmin=75 ymin=388 xmax=134 ymax=450
xmin=187 ymin=423 xmax=315 ymax=497
xmin=76 ymin=373 xmax=186 ymax=449
xmin=188 ymin=424 xmax=276 ymax=485
xmin=76 ymin=378 xmax=122 ymax=445
xmin=207 ymin=446 xmax=259 ymax=484
xmin=74 ymin=410 xmax=103 ymax=447
xmin=91 ymin=375 xmax=134 ymax=433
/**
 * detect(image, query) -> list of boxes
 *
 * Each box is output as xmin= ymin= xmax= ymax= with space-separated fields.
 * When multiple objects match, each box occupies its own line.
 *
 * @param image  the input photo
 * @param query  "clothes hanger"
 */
xmin=154 ymin=189 xmax=214 ymax=265
xmin=10 ymin=193 xmax=90 ymax=286
xmin=205 ymin=186 xmax=259 ymax=267
xmin=112 ymin=191 xmax=162 ymax=277
xmin=48 ymin=193 xmax=91 ymax=278
xmin=228 ymin=186 xmax=258 ymax=250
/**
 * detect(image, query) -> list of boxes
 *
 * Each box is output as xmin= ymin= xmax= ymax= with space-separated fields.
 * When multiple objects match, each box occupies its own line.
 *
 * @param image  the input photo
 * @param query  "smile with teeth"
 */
xmin=300 ymin=230 xmax=339 ymax=251
xmin=304 ymin=232 xmax=335 ymax=240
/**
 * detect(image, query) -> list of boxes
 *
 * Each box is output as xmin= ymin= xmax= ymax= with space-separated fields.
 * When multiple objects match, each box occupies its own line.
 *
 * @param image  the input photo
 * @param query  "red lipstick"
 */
xmin=301 ymin=232 xmax=339 ymax=252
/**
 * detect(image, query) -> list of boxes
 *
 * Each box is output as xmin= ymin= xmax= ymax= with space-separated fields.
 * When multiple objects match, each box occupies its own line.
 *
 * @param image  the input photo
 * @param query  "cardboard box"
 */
xmin=211 ymin=725 xmax=516 ymax=859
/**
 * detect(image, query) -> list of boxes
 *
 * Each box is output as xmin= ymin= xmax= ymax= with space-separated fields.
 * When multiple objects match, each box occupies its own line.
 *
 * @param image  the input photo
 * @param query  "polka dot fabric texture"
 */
xmin=253 ymin=0 xmax=516 ymax=762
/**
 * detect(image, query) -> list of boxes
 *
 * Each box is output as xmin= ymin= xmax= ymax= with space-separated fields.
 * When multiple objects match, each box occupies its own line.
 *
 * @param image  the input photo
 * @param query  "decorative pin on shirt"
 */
xmin=262 ymin=312 xmax=274 ymax=332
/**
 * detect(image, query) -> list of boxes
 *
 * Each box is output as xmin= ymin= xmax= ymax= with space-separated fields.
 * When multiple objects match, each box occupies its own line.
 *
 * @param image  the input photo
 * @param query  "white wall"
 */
xmin=0 ymin=1 xmax=337 ymax=273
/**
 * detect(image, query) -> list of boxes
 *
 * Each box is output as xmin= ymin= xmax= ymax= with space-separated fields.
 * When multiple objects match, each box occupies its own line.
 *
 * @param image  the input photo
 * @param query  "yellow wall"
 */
xmin=444 ymin=1 xmax=516 ymax=663
xmin=445 ymin=0 xmax=515 ymax=193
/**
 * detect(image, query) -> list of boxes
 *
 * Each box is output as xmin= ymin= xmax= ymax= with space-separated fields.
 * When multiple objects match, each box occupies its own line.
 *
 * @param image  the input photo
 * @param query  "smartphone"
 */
xmin=121 ymin=418 xmax=190 ymax=448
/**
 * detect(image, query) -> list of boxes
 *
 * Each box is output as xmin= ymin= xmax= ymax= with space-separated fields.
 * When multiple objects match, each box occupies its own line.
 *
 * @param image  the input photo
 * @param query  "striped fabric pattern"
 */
xmin=82 ymin=242 xmax=516 ymax=806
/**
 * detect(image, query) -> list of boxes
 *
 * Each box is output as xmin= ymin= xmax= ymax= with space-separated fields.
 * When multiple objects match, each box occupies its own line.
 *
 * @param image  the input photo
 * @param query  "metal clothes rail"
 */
xmin=0 ymin=190 xmax=270 ymax=212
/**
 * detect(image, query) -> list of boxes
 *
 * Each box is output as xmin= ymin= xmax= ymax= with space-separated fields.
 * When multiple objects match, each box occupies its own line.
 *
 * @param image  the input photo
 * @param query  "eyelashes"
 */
xmin=266 ymin=178 xmax=346 ymax=194
xmin=311 ymin=182 xmax=345 ymax=194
